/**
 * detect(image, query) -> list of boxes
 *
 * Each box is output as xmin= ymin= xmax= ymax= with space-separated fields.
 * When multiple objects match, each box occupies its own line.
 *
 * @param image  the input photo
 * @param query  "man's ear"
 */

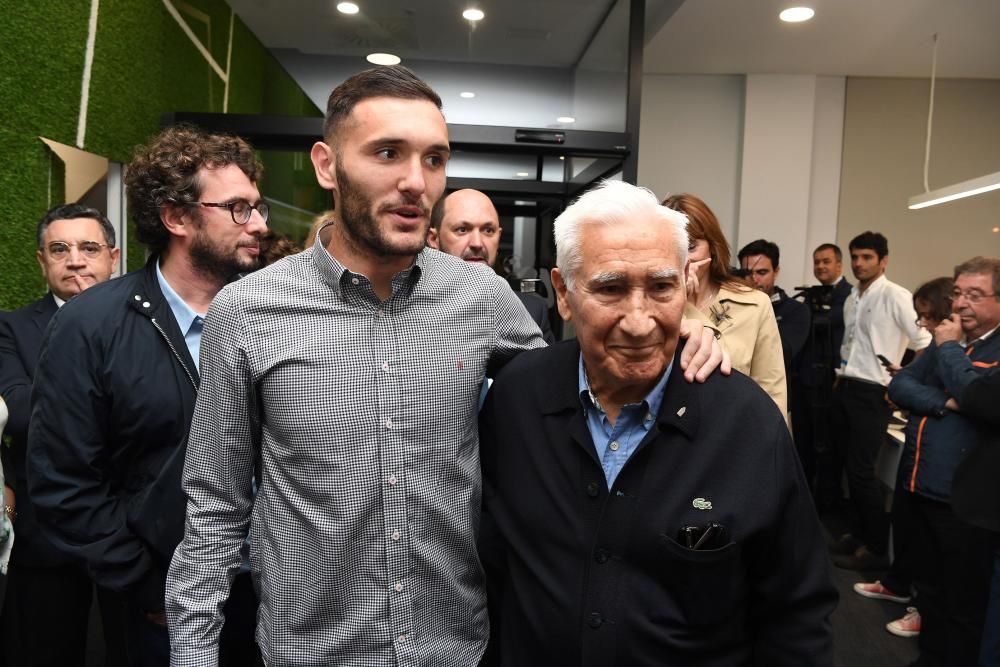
xmin=551 ymin=267 xmax=573 ymax=322
xmin=160 ymin=204 xmax=192 ymax=240
xmin=109 ymin=247 xmax=122 ymax=272
xmin=310 ymin=141 xmax=338 ymax=191
xmin=426 ymin=227 xmax=440 ymax=249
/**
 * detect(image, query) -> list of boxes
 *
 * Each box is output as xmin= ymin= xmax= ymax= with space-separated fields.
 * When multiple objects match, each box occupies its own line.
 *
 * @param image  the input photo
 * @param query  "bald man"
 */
xmin=428 ymin=189 xmax=554 ymax=343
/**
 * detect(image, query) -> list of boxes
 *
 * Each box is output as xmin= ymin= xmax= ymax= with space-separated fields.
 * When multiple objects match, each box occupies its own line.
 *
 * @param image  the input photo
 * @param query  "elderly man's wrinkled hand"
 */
xmin=934 ymin=314 xmax=963 ymax=345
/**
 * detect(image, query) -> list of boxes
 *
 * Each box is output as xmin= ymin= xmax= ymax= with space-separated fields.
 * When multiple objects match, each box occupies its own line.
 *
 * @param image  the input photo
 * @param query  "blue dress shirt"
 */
xmin=578 ymin=355 xmax=670 ymax=489
xmin=155 ymin=261 xmax=206 ymax=370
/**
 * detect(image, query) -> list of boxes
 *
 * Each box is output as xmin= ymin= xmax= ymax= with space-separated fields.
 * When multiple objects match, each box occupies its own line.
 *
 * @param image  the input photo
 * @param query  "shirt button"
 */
xmin=397 ymin=634 xmax=407 ymax=644
xmin=394 ymin=582 xmax=404 ymax=592
xmin=586 ymin=482 xmax=601 ymax=498
xmin=384 ymin=418 xmax=394 ymax=429
xmin=391 ymin=529 xmax=401 ymax=541
xmin=388 ymin=474 xmax=397 ymax=485
xmin=608 ymin=440 xmax=620 ymax=452
xmin=381 ymin=362 xmax=390 ymax=372
xmin=351 ymin=277 xmax=360 ymax=285
xmin=587 ymin=612 xmax=604 ymax=628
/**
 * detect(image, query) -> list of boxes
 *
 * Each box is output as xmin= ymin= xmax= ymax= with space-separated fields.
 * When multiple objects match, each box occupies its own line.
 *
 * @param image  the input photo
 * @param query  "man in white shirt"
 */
xmin=829 ymin=231 xmax=931 ymax=570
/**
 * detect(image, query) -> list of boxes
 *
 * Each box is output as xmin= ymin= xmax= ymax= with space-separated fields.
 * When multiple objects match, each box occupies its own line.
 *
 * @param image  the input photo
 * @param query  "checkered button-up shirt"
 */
xmin=166 ymin=240 xmax=544 ymax=667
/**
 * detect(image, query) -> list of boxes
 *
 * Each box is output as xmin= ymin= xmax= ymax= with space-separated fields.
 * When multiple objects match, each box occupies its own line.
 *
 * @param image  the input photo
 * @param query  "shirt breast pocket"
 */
xmin=655 ymin=533 xmax=744 ymax=627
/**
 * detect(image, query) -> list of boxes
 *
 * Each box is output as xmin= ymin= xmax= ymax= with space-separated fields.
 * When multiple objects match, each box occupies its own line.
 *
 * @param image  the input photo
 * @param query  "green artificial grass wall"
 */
xmin=0 ymin=0 xmax=322 ymax=308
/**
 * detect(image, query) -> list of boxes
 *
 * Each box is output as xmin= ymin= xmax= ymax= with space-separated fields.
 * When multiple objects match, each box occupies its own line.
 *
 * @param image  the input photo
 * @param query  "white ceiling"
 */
xmin=646 ymin=0 xmax=1000 ymax=79
xmin=228 ymin=0 xmax=1000 ymax=79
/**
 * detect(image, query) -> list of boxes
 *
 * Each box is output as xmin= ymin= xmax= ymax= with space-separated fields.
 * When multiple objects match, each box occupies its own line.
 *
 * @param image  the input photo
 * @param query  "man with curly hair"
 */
xmin=26 ymin=124 xmax=267 ymax=665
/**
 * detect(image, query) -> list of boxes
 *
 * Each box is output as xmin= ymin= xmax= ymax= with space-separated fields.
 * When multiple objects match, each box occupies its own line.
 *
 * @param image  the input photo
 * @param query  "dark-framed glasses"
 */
xmin=45 ymin=240 xmax=109 ymax=260
xmin=187 ymin=199 xmax=269 ymax=225
xmin=951 ymin=288 xmax=997 ymax=304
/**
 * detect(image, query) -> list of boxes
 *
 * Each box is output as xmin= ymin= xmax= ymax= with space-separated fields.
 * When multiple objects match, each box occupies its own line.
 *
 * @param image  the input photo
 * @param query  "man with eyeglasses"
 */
xmin=888 ymin=256 xmax=1000 ymax=667
xmin=0 ymin=203 xmax=121 ymax=665
xmin=26 ymin=125 xmax=266 ymax=666
xmin=829 ymin=231 xmax=931 ymax=573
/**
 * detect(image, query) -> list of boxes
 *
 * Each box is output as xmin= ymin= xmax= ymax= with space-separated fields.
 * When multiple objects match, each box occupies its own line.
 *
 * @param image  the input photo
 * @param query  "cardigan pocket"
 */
xmin=656 ymin=533 xmax=744 ymax=627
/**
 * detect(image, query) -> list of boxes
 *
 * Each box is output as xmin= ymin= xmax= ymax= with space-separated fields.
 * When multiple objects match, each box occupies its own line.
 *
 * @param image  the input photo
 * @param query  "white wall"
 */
xmin=739 ymin=75 xmax=845 ymax=291
xmin=805 ymin=77 xmax=846 ymax=283
xmin=637 ymin=74 xmax=745 ymax=243
xmin=638 ymin=73 xmax=846 ymax=293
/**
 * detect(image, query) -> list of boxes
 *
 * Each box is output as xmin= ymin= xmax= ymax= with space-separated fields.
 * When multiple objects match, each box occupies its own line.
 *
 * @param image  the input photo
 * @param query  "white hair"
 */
xmin=553 ymin=179 xmax=689 ymax=291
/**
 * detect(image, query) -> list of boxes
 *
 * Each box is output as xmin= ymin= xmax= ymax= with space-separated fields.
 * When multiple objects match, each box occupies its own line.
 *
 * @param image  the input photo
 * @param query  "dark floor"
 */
xmin=823 ymin=508 xmax=920 ymax=667
xmin=80 ymin=512 xmax=921 ymax=666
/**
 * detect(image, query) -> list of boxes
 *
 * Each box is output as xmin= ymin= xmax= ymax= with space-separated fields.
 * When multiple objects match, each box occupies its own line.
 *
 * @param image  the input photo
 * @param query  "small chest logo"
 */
xmin=692 ymin=497 xmax=712 ymax=510
xmin=456 ymin=360 xmax=464 ymax=370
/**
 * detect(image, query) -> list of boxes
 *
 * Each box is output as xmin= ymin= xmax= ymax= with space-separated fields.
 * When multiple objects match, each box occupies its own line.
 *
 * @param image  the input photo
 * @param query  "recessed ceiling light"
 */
xmin=460 ymin=91 xmax=476 ymax=99
xmin=559 ymin=156 xmax=565 ymax=160
xmin=463 ymin=8 xmax=485 ymax=21
xmin=337 ymin=2 xmax=359 ymax=14
xmin=993 ymin=226 xmax=1000 ymax=233
xmin=367 ymin=53 xmax=401 ymax=66
xmin=779 ymin=7 xmax=814 ymax=22
xmin=515 ymin=172 xmax=530 ymax=177
xmin=556 ymin=116 xmax=576 ymax=123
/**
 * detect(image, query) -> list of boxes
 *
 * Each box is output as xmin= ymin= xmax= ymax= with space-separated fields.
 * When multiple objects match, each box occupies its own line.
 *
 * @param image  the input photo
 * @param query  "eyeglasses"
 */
xmin=951 ymin=288 xmax=997 ymax=304
xmin=45 ymin=241 xmax=109 ymax=260
xmin=186 ymin=199 xmax=269 ymax=225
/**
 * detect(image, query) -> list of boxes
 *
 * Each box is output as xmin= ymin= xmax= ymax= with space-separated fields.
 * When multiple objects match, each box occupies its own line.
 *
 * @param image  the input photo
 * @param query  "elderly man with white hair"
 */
xmin=478 ymin=180 xmax=837 ymax=666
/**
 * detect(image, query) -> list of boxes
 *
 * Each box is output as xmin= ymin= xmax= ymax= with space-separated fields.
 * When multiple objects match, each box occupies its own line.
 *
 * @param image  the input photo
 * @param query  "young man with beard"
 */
xmin=165 ymin=66 xmax=726 ymax=666
xmin=27 ymin=125 xmax=267 ymax=665
xmin=829 ymin=232 xmax=931 ymax=571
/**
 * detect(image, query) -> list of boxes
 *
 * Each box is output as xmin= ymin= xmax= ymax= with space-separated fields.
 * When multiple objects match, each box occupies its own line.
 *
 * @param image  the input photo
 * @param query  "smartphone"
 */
xmin=876 ymin=354 xmax=892 ymax=368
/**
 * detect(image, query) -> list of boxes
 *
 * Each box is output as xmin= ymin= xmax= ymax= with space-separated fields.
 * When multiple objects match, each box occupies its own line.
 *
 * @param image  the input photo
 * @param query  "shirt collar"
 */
xmin=311 ymin=225 xmax=423 ymax=297
xmin=52 ymin=293 xmax=66 ymax=308
xmin=856 ymin=273 xmax=887 ymax=297
xmin=577 ymin=353 xmax=671 ymax=419
xmin=965 ymin=323 xmax=1000 ymax=346
xmin=155 ymin=259 xmax=205 ymax=333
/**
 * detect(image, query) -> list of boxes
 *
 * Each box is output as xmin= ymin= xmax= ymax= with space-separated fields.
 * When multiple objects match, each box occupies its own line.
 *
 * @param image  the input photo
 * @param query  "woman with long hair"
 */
xmin=662 ymin=193 xmax=787 ymax=415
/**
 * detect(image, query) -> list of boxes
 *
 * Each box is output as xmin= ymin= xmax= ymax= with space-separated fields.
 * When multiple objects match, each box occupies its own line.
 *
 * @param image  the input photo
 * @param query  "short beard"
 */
xmin=335 ymin=157 xmax=427 ymax=258
xmin=189 ymin=217 xmax=258 ymax=284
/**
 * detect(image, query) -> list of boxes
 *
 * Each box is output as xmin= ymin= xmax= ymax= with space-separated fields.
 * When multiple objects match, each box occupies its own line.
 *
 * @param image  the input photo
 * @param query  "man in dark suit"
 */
xmin=428 ymin=188 xmax=555 ymax=343
xmin=0 ymin=203 xmax=121 ymax=665
xmin=479 ymin=180 xmax=837 ymax=666
xmin=804 ymin=243 xmax=853 ymax=505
